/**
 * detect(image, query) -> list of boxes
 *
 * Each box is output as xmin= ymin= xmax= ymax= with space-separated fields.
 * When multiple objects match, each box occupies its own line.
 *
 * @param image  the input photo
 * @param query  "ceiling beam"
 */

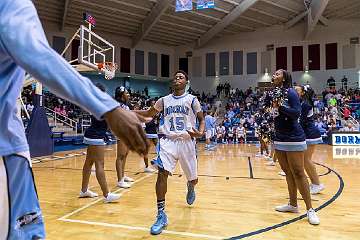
xmin=261 ymin=0 xmax=298 ymax=14
xmin=327 ymin=2 xmax=360 ymax=19
xmin=319 ymin=16 xmax=329 ymax=26
xmin=305 ymin=0 xmax=329 ymax=39
xmin=285 ymin=11 xmax=329 ymax=30
xmin=74 ymin=0 xmax=145 ymax=19
xmin=325 ymin=1 xmax=360 ymax=17
xmin=132 ymin=0 xmax=170 ymax=48
xmin=197 ymin=0 xmax=259 ymax=48
xmin=239 ymin=15 xmax=272 ymax=26
xmin=284 ymin=10 xmax=307 ymax=29
xmin=158 ymin=20 xmax=206 ymax=33
xmin=163 ymin=14 xmax=212 ymax=28
xmin=250 ymin=7 xmax=288 ymax=22
xmin=61 ymin=0 xmax=71 ymax=31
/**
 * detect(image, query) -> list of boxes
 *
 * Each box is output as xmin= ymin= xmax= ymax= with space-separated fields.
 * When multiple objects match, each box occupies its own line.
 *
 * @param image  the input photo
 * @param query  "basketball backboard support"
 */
xmin=61 ymin=16 xmax=117 ymax=79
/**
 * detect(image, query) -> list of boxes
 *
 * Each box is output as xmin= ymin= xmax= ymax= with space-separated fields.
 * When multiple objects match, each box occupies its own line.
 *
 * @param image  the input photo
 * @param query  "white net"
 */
xmin=101 ymin=63 xmax=118 ymax=80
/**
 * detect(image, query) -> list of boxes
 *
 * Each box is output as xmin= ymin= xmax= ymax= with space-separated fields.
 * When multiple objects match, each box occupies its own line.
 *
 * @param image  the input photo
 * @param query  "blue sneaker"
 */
xmin=186 ymin=182 xmax=196 ymax=205
xmin=150 ymin=211 xmax=168 ymax=235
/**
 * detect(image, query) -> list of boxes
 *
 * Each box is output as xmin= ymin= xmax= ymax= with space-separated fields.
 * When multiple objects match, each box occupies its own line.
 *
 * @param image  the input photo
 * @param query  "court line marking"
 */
xmin=57 ymin=173 xmax=153 ymax=221
xmin=59 ymin=218 xmax=225 ymax=240
xmin=227 ymin=162 xmax=345 ymax=239
xmin=34 ymin=166 xmax=284 ymax=181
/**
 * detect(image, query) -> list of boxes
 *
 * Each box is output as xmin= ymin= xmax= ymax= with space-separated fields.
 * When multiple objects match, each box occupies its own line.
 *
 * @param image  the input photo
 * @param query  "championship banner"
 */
xmin=176 ymin=0 xmax=193 ymax=12
xmin=197 ymin=0 xmax=215 ymax=10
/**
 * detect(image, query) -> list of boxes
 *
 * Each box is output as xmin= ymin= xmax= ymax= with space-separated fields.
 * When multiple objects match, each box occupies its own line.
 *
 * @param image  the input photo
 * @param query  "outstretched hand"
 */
xmin=104 ymin=107 xmax=149 ymax=155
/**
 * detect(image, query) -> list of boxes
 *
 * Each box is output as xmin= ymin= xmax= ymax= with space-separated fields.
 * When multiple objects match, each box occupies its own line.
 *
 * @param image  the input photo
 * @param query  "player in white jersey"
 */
xmin=216 ymin=125 xmax=222 ymax=143
xmin=218 ymin=124 xmax=227 ymax=143
xmin=235 ymin=124 xmax=246 ymax=143
xmin=227 ymin=126 xmax=234 ymax=143
xmin=135 ymin=70 xmax=205 ymax=235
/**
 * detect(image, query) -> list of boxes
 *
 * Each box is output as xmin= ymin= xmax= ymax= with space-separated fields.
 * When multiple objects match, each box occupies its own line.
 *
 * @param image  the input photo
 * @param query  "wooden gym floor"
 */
xmin=32 ymin=143 xmax=359 ymax=239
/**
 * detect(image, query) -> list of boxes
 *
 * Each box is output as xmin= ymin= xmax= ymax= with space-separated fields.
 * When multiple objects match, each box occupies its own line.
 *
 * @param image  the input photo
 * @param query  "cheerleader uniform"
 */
xmin=83 ymin=116 xmax=109 ymax=145
xmin=145 ymin=117 xmax=159 ymax=139
xmin=274 ymin=88 xmax=307 ymax=151
xmin=300 ymin=101 xmax=323 ymax=145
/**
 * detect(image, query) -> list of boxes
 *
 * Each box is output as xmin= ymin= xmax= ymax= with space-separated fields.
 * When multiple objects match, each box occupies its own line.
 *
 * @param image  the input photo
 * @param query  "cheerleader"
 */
xmin=272 ymin=69 xmax=319 ymax=225
xmin=295 ymin=85 xmax=325 ymax=194
xmin=115 ymin=87 xmax=134 ymax=188
xmin=80 ymin=83 xmax=120 ymax=202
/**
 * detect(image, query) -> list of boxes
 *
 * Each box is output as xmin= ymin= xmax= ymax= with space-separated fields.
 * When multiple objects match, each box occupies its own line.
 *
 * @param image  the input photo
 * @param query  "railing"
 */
xmin=45 ymin=107 xmax=78 ymax=135
xmin=81 ymin=117 xmax=91 ymax=135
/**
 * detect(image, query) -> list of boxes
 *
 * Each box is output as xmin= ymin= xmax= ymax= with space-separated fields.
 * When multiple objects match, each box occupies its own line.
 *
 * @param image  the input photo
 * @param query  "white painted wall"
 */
xmin=41 ymin=21 xmax=175 ymax=78
xmin=175 ymin=19 xmax=360 ymax=94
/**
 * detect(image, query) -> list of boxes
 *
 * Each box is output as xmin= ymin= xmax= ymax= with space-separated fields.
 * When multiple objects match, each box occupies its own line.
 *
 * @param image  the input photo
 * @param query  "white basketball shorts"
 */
xmin=152 ymin=137 xmax=197 ymax=181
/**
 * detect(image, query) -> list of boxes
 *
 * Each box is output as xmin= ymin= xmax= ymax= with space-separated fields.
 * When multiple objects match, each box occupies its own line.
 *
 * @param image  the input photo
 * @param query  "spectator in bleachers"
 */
xmin=60 ymin=106 xmax=67 ymax=117
xmin=341 ymin=75 xmax=348 ymax=90
xmin=341 ymin=122 xmax=357 ymax=132
xmin=327 ymin=76 xmax=336 ymax=90
xmin=343 ymin=105 xmax=351 ymax=120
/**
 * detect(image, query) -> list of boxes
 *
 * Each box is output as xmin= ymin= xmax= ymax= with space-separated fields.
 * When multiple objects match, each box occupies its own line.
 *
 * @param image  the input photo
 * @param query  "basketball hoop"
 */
xmin=97 ymin=62 xmax=118 ymax=80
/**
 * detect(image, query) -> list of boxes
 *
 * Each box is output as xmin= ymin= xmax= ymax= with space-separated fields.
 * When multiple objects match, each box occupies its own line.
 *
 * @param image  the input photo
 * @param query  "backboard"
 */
xmin=61 ymin=14 xmax=117 ymax=79
xmin=78 ymin=25 xmax=115 ymax=72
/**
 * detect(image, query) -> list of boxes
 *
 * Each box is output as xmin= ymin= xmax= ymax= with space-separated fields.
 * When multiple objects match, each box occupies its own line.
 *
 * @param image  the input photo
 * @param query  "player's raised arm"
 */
xmin=134 ymin=98 xmax=163 ymax=119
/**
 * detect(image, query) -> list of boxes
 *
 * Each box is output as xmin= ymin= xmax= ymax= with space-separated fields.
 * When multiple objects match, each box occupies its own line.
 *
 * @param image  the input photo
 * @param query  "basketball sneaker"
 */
xmin=186 ymin=182 xmax=196 ymax=205
xmin=310 ymin=183 xmax=325 ymax=195
xmin=104 ymin=192 xmax=121 ymax=203
xmin=79 ymin=189 xmax=98 ymax=198
xmin=206 ymin=145 xmax=216 ymax=151
xmin=266 ymin=161 xmax=276 ymax=166
xmin=117 ymin=179 xmax=131 ymax=188
xmin=307 ymin=208 xmax=320 ymax=225
xmin=123 ymin=176 xmax=134 ymax=182
xmin=275 ymin=203 xmax=299 ymax=213
xmin=150 ymin=211 xmax=168 ymax=235
xmin=144 ymin=166 xmax=156 ymax=173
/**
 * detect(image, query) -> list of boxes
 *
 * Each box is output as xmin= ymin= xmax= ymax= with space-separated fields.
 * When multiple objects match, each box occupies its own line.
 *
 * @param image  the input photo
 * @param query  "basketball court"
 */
xmin=32 ymin=144 xmax=358 ymax=239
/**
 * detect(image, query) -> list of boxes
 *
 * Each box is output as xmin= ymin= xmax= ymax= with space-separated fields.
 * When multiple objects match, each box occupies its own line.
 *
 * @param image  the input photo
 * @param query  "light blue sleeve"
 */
xmin=0 ymin=0 xmax=119 ymax=119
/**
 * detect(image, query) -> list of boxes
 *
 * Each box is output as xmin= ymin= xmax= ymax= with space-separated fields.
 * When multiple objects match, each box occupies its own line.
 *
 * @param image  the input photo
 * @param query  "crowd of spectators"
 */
xmin=21 ymin=77 xmax=360 ymax=140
